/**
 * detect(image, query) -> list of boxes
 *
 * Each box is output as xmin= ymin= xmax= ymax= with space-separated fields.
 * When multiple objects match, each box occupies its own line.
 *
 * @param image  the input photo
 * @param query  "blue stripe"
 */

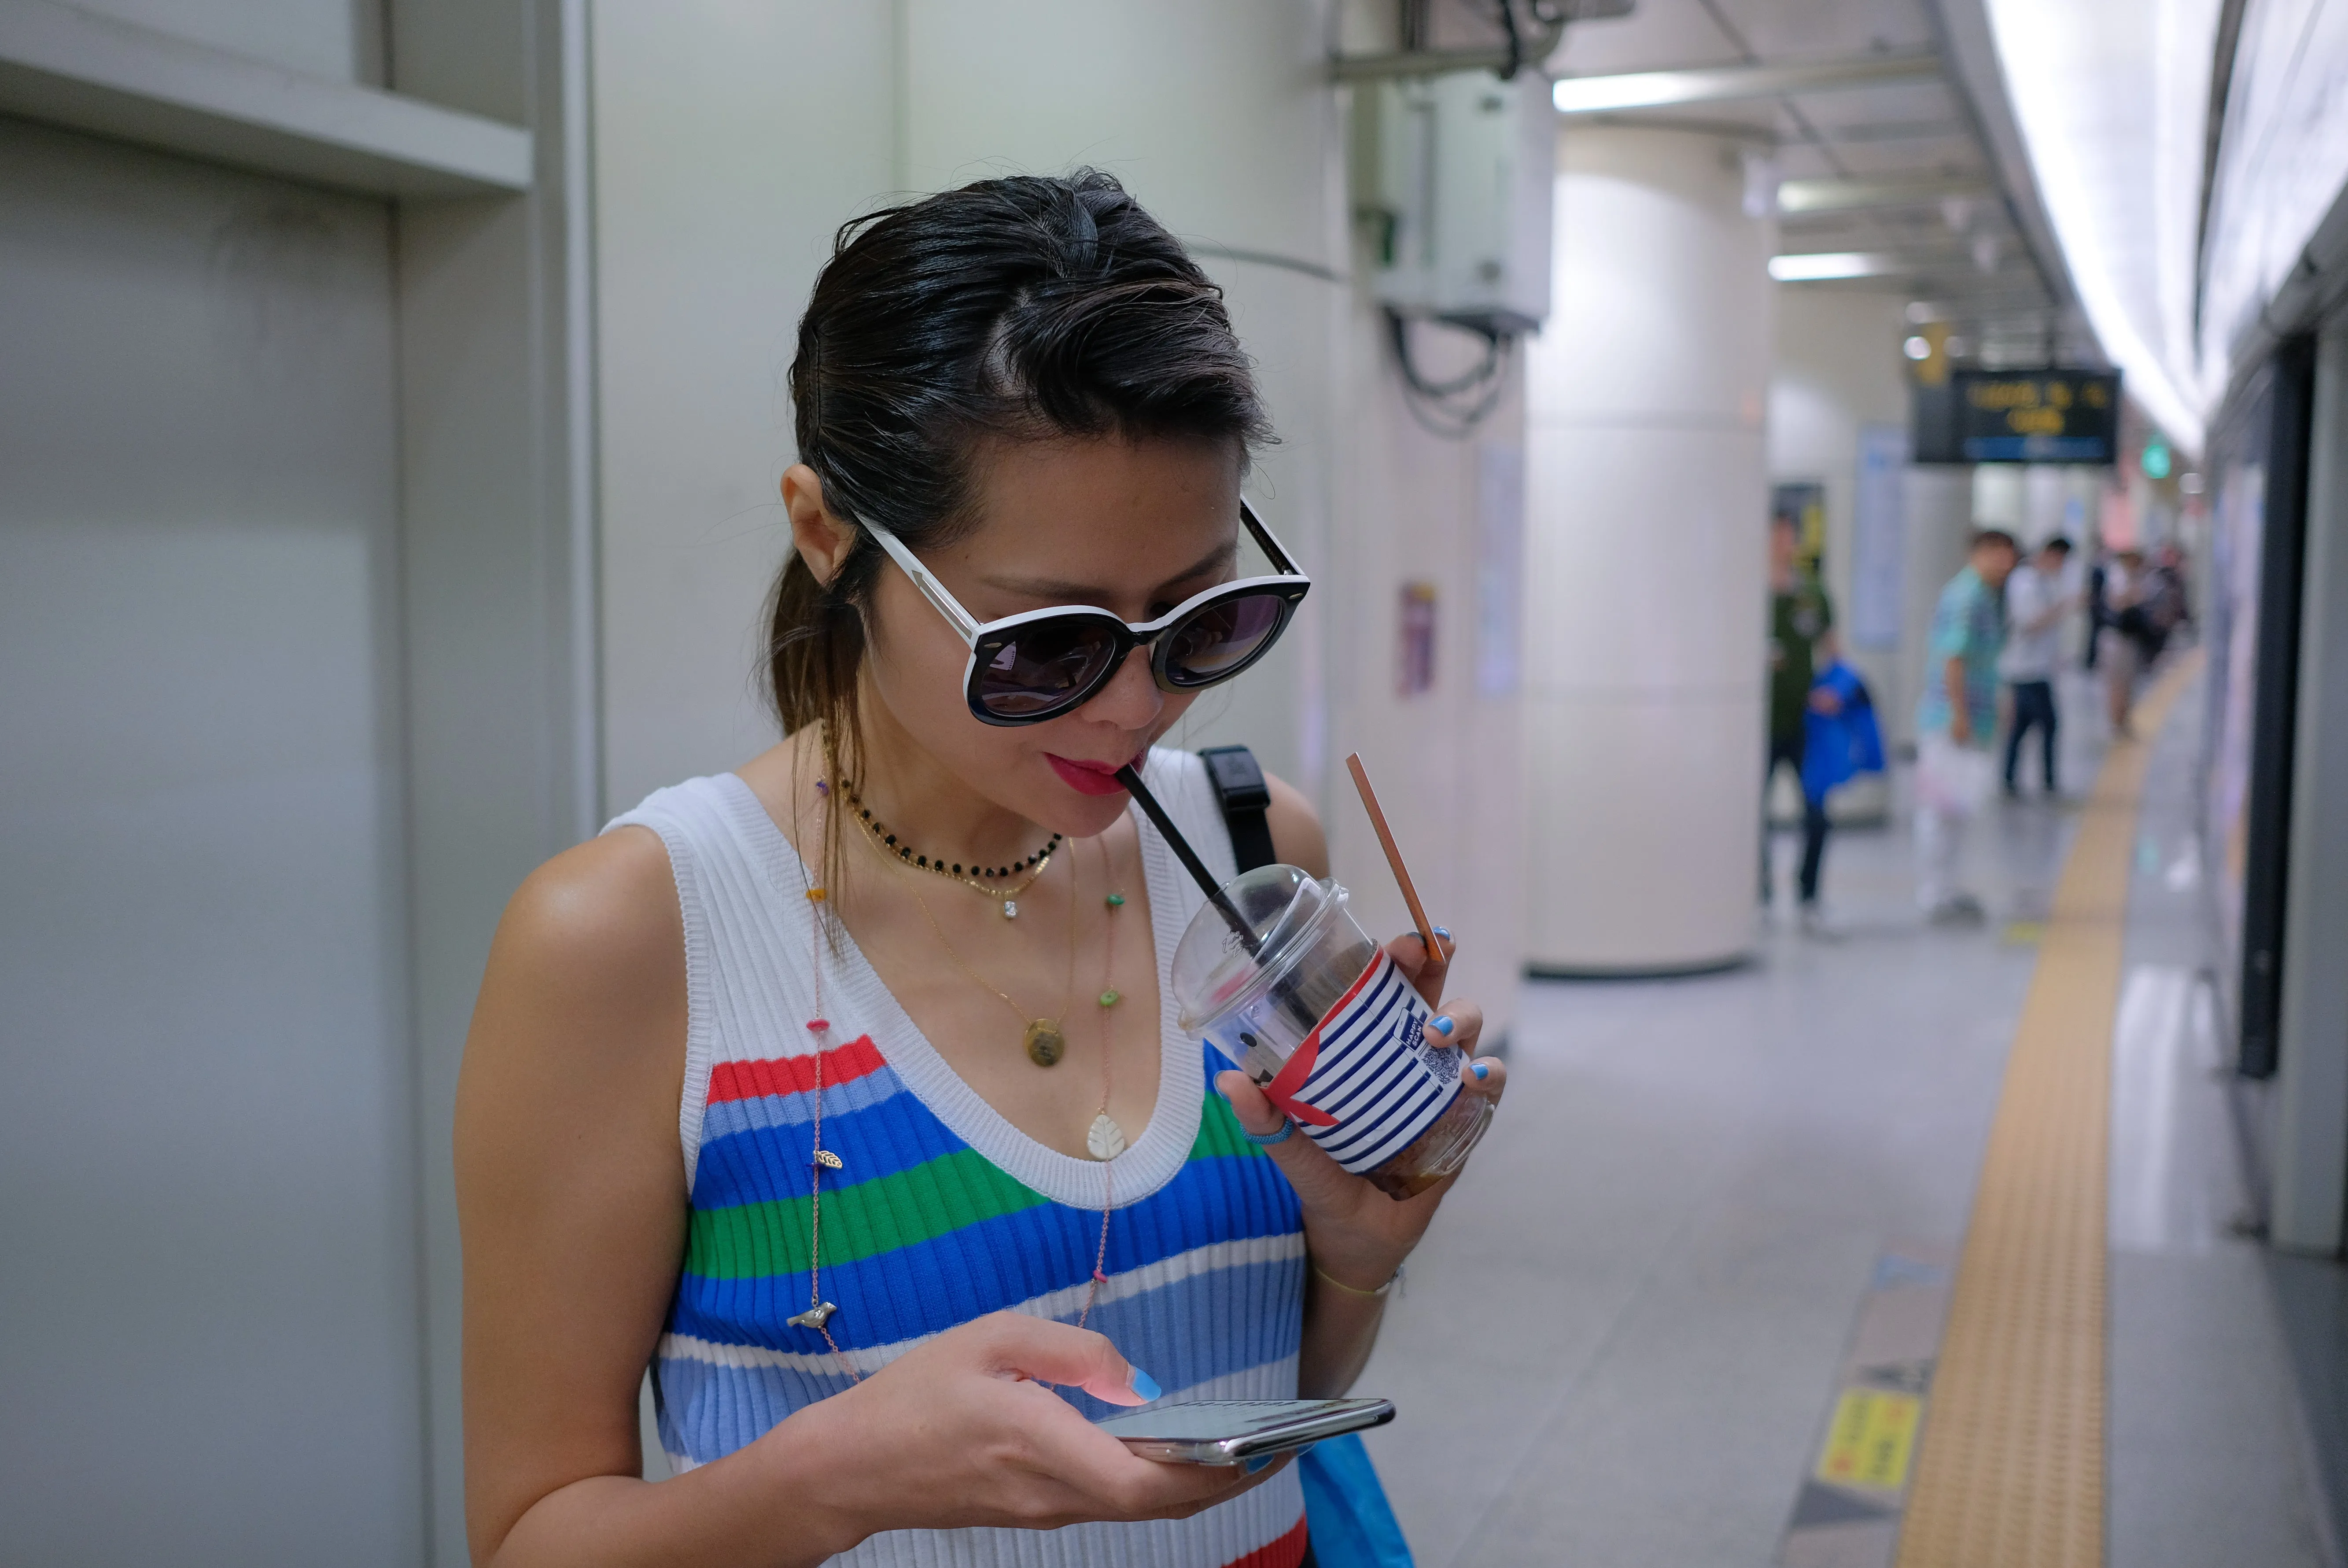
xmin=657 ymin=1353 xmax=851 ymax=1465
xmin=693 ymin=1085 xmax=975 ymax=1209
xmin=657 ymin=1256 xmax=1305 ymax=1464
xmin=671 ymin=1153 xmax=1302 ymax=1352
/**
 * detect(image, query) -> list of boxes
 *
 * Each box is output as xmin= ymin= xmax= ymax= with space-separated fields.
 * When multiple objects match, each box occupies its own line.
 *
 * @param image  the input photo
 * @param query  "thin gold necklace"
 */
xmin=882 ymin=830 xmax=1080 ymax=1067
xmin=842 ymin=782 xmax=1061 ymax=917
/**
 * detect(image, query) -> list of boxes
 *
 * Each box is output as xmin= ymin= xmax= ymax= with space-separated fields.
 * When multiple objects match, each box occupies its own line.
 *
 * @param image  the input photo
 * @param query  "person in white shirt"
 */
xmin=2001 ymin=536 xmax=2078 ymax=796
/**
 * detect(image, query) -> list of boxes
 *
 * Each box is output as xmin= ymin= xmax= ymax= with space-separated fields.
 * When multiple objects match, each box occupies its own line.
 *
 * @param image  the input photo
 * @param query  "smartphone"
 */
xmin=1095 ymin=1399 xmax=1395 ymax=1464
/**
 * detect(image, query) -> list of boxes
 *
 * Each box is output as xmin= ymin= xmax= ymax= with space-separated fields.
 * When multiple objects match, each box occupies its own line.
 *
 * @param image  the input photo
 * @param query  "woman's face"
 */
xmin=856 ymin=434 xmax=1247 ymax=838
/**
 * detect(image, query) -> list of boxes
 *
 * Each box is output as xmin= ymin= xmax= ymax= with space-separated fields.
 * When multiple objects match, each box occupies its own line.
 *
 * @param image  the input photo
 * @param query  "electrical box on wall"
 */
xmin=1356 ymin=69 xmax=1556 ymax=336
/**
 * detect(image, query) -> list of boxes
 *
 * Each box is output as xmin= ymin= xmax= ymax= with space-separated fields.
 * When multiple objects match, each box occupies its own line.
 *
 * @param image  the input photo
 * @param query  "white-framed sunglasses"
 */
xmin=861 ymin=499 xmax=1312 ymax=726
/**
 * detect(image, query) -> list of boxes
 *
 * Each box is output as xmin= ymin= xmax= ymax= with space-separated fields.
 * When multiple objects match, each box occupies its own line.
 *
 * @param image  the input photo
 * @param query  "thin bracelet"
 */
xmin=1312 ymin=1261 xmax=1403 ymax=1299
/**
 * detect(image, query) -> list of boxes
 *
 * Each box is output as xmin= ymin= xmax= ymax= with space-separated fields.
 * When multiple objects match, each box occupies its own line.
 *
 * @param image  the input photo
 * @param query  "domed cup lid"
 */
xmin=1171 ymin=863 xmax=1350 ymax=1035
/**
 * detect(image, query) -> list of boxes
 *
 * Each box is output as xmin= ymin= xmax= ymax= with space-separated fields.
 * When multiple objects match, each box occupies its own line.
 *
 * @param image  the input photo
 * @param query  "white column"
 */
xmin=1523 ymin=128 xmax=1774 ymax=972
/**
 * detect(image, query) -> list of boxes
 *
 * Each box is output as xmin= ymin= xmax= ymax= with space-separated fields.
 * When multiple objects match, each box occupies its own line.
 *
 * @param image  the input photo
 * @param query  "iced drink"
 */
xmin=1171 ymin=864 xmax=1491 ymax=1199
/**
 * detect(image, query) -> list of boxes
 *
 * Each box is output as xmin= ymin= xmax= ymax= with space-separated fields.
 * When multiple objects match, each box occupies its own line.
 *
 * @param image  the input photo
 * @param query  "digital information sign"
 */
xmin=1913 ymin=369 xmax=2122 ymax=465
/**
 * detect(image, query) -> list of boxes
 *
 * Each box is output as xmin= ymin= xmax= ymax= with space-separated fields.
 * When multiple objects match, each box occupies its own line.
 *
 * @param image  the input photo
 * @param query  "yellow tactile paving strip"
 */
xmin=1895 ymin=654 xmax=2199 ymax=1568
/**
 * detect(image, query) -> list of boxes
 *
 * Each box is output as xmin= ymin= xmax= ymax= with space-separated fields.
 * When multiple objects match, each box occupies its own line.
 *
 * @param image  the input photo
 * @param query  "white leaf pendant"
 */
xmin=1086 ymin=1112 xmax=1127 ymax=1161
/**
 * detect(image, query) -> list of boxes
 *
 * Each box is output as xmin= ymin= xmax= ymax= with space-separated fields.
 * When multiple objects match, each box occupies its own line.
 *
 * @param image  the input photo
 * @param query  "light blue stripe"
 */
xmin=700 ymin=1066 xmax=903 ymax=1143
xmin=657 ymin=1255 xmax=1305 ymax=1465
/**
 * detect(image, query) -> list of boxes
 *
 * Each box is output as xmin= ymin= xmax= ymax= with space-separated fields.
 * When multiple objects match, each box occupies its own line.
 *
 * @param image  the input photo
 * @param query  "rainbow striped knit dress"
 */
xmin=605 ymin=749 xmax=1309 ymax=1568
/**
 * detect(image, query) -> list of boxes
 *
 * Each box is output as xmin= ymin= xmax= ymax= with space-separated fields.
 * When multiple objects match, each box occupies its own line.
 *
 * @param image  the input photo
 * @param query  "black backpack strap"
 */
xmin=1198 ymin=745 xmax=1277 ymax=872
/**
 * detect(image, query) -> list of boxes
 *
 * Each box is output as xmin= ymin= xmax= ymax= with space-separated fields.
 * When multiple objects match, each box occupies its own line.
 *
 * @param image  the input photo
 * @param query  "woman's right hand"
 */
xmin=765 ymin=1312 xmax=1284 ymax=1553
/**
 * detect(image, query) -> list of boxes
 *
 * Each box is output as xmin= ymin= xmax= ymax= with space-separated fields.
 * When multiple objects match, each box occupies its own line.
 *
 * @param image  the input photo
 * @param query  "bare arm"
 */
xmin=1945 ymin=655 xmax=1973 ymax=745
xmin=1259 ymin=772 xmax=1504 ymax=1398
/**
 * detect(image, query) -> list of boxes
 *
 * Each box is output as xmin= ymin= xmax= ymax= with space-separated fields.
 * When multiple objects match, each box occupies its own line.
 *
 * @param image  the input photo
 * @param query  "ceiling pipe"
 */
xmin=1329 ymin=0 xmax=1581 ymax=82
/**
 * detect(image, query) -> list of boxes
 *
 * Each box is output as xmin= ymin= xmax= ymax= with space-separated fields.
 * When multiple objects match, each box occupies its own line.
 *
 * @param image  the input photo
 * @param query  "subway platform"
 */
xmin=1363 ymin=661 xmax=2344 ymax=1568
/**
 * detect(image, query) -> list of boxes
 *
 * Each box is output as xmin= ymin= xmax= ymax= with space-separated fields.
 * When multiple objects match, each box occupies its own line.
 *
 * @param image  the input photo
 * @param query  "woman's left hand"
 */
xmin=1213 ymin=932 xmax=1505 ymax=1295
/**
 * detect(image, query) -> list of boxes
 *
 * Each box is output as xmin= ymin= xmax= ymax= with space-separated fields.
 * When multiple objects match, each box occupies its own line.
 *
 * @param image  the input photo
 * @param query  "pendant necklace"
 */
xmin=1074 ymin=835 xmax=1130 ymax=1329
xmin=1085 ymin=835 xmax=1130 ymax=1162
xmin=786 ymin=763 xmax=1117 ymax=1355
xmin=841 ymin=781 xmax=1061 ymax=918
xmin=887 ymin=828 xmax=1078 ymax=1067
xmin=787 ymin=774 xmax=855 ymax=1375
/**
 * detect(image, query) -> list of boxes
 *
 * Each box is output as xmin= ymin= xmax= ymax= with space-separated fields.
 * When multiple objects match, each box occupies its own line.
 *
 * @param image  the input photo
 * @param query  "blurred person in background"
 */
xmin=1914 ymin=530 xmax=2019 ymax=922
xmin=1762 ymin=512 xmax=1842 ymax=934
xmin=2000 ymin=535 xmax=2077 ymax=798
xmin=2100 ymin=547 xmax=2148 ymax=738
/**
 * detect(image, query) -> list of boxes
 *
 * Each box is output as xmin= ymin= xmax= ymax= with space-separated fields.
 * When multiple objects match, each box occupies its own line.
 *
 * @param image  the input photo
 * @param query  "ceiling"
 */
xmin=1535 ymin=0 xmax=2100 ymax=369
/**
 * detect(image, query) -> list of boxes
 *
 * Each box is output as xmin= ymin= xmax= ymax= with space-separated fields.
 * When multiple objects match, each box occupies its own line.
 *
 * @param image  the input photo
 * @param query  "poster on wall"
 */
xmin=1397 ymin=582 xmax=1438 ymax=697
xmin=1850 ymin=423 xmax=1909 ymax=650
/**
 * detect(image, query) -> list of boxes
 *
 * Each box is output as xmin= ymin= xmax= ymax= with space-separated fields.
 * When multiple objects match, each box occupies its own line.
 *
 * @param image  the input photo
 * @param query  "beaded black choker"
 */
xmin=840 ymin=782 xmax=1064 ymax=917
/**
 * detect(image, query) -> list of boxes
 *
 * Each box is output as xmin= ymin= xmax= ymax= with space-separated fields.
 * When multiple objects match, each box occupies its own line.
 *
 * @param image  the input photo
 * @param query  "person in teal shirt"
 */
xmin=1914 ymin=529 xmax=2018 ymax=920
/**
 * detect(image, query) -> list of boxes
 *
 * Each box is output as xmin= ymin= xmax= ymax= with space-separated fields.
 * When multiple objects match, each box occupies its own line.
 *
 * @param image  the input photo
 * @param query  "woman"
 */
xmin=455 ymin=171 xmax=1504 ymax=1568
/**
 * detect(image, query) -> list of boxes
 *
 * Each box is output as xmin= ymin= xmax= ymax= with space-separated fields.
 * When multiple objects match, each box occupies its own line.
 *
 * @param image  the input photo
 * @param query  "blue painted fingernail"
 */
xmin=1472 ymin=1062 xmax=1490 ymax=1080
xmin=1433 ymin=926 xmax=1452 ymax=939
xmin=1128 ymin=1369 xmax=1162 ymax=1402
xmin=1246 ymin=1454 xmax=1276 ymax=1473
xmin=1432 ymin=1016 xmax=1455 ymax=1036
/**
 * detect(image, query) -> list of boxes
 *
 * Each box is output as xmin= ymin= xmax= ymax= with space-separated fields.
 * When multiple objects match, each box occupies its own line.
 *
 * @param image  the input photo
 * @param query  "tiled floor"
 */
xmin=1359 ymin=668 xmax=2333 ymax=1566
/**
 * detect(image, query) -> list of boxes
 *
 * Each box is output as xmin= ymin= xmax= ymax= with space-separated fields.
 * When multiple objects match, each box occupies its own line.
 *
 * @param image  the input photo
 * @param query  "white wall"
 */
xmin=0 ymin=115 xmax=423 ymax=1565
xmin=592 ymin=4 xmax=898 ymax=813
xmin=1524 ymin=127 xmax=1774 ymax=971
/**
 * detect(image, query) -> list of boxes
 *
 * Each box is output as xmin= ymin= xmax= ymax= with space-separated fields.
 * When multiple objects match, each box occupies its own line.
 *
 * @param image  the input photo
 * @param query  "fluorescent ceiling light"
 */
xmin=1552 ymin=52 xmax=1940 ymax=116
xmin=1777 ymin=176 xmax=1993 ymax=215
xmin=1982 ymin=0 xmax=2217 ymax=451
xmin=1769 ymin=251 xmax=1899 ymax=281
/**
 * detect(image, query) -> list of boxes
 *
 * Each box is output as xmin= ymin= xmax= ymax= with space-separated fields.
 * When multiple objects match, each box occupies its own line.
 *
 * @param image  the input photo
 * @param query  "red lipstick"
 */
xmin=1047 ymin=752 xmax=1142 ymax=797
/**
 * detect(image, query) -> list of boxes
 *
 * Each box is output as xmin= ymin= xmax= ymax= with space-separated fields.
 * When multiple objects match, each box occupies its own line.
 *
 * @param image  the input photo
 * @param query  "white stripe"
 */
xmin=659 ymin=1233 xmax=1308 ymax=1377
xmin=1291 ymin=952 xmax=1459 ymax=1174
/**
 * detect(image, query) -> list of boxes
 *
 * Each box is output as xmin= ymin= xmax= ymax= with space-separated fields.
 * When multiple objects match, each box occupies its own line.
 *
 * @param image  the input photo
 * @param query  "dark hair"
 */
xmin=2042 ymin=535 xmax=2073 ymax=555
xmin=1973 ymin=528 xmax=2020 ymax=554
xmin=766 ymin=169 xmax=1272 ymax=784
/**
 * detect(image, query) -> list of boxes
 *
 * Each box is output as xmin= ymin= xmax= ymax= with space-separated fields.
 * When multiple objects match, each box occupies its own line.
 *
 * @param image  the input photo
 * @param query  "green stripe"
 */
xmin=686 ymin=1147 xmax=1051 ymax=1279
xmin=1190 ymin=1089 xmax=1270 ymax=1161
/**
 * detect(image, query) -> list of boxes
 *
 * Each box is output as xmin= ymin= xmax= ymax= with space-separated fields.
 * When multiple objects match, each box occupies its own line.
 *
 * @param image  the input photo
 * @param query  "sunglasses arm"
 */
xmin=859 ymin=521 xmax=983 ymax=648
xmin=1239 ymin=498 xmax=1302 ymax=578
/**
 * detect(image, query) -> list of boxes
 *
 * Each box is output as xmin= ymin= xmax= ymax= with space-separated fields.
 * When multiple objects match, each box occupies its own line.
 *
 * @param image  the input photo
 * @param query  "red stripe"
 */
xmin=706 ymin=1034 xmax=889 ymax=1104
xmin=1222 ymin=1514 xmax=1309 ymax=1568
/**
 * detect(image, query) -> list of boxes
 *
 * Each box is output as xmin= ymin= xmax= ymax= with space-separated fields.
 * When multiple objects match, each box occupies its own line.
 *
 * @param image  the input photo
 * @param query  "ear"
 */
xmin=782 ymin=463 xmax=857 ymax=585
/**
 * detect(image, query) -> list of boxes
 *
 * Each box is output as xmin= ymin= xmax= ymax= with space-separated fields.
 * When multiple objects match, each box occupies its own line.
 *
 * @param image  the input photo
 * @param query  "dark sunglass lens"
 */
xmin=975 ymin=620 xmax=1123 ymax=718
xmin=1163 ymin=592 xmax=1289 ymax=687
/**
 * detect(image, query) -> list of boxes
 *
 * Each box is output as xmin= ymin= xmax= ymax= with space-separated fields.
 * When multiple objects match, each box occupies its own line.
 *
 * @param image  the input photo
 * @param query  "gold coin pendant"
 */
xmin=1024 ymin=1019 xmax=1065 ymax=1067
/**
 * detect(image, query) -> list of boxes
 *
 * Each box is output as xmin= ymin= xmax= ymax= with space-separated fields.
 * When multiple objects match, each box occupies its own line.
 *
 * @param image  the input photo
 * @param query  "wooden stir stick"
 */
xmin=1343 ymin=752 xmax=1448 ymax=991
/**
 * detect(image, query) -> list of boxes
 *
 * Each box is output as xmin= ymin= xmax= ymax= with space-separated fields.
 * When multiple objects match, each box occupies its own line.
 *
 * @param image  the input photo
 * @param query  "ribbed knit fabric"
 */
xmin=605 ymin=749 xmax=1309 ymax=1568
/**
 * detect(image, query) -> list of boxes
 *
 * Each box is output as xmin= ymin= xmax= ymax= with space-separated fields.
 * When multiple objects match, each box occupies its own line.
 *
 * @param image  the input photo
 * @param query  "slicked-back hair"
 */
xmin=765 ymin=170 xmax=1271 ymax=809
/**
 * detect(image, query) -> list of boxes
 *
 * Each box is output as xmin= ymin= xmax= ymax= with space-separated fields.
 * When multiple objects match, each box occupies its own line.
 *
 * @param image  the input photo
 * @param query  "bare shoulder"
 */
xmin=1263 ymin=770 xmax=1330 ymax=879
xmin=492 ymin=826 xmax=681 ymax=997
xmin=458 ymin=826 xmax=686 ymax=1166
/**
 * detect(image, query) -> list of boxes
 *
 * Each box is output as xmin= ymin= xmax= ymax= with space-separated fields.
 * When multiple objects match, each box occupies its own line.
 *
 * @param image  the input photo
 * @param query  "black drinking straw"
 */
xmin=1116 ymin=762 xmax=1260 ymax=953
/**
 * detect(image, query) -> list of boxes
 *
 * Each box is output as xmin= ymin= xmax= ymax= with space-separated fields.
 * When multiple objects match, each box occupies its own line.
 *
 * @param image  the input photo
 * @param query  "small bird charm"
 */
xmin=813 ymin=1149 xmax=843 ymax=1170
xmin=788 ymin=1301 xmax=837 ymax=1331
